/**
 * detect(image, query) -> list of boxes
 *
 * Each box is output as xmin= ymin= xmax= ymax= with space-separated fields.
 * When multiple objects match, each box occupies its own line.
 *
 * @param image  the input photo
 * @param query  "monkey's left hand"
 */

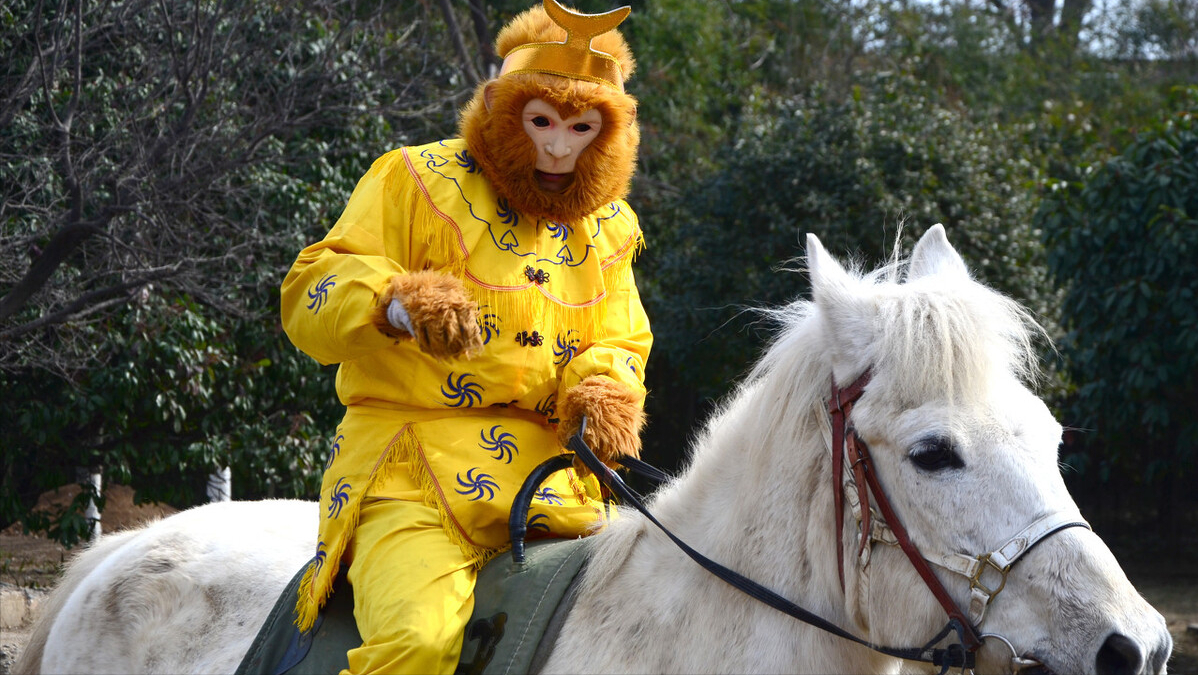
xmin=557 ymin=376 xmax=645 ymax=475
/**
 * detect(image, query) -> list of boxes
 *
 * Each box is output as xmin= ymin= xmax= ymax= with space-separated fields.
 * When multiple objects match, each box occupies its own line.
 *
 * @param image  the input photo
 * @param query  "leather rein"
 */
xmin=557 ymin=418 xmax=976 ymax=672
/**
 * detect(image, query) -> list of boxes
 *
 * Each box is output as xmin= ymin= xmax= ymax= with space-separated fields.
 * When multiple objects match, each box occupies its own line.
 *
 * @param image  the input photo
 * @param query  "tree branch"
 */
xmin=0 ymin=221 xmax=101 ymax=323
xmin=437 ymin=0 xmax=483 ymax=85
xmin=0 ymin=263 xmax=182 ymax=341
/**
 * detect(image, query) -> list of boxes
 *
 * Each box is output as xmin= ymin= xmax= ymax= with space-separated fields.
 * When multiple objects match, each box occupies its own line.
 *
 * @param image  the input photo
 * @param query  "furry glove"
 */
xmin=557 ymin=376 xmax=646 ymax=475
xmin=374 ymin=271 xmax=483 ymax=359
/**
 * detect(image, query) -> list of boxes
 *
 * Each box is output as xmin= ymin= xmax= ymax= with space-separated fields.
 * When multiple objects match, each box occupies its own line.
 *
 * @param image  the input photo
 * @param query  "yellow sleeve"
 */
xmin=558 ymin=262 xmax=653 ymax=400
xmin=280 ymin=150 xmax=416 ymax=366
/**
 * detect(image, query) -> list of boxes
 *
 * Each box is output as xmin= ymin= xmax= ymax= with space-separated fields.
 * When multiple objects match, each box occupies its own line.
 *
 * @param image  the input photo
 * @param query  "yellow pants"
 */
xmin=342 ymin=485 xmax=477 ymax=674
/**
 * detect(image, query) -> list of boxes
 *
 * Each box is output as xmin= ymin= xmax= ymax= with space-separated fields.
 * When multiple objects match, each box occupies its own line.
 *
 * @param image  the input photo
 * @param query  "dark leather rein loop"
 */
xmin=542 ymin=416 xmax=977 ymax=672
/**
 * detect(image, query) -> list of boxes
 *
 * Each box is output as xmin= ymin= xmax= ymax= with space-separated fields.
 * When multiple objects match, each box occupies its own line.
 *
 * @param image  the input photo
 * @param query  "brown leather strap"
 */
xmin=828 ymin=369 xmax=983 ymax=652
xmin=828 ymin=370 xmax=872 ymax=591
xmin=856 ymin=434 xmax=983 ymax=650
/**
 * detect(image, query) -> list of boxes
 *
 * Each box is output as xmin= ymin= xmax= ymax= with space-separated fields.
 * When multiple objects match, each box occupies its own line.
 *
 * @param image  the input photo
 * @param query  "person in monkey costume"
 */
xmin=279 ymin=1 xmax=650 ymax=672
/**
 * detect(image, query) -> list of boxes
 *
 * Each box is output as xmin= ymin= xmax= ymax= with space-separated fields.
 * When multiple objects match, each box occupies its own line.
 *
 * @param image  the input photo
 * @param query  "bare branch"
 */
xmin=1 ymin=1 xmax=469 ymax=372
xmin=437 ymin=0 xmax=483 ymax=85
xmin=468 ymin=0 xmax=498 ymax=78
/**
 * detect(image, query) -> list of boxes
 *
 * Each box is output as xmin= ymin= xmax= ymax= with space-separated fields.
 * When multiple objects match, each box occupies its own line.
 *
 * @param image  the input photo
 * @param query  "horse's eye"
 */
xmin=909 ymin=436 xmax=964 ymax=471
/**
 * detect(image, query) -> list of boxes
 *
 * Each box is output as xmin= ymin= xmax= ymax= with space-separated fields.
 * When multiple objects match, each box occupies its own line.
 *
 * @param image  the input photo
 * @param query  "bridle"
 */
xmin=515 ymin=368 xmax=1090 ymax=673
xmin=830 ymin=368 xmax=1092 ymax=670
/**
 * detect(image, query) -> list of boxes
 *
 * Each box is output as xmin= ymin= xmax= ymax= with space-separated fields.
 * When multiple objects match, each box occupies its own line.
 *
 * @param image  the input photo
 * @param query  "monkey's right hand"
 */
xmin=374 ymin=271 xmax=483 ymax=359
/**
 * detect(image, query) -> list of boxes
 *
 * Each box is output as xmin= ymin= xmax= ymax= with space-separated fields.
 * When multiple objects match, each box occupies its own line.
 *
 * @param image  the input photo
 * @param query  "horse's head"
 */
xmin=802 ymin=225 xmax=1172 ymax=674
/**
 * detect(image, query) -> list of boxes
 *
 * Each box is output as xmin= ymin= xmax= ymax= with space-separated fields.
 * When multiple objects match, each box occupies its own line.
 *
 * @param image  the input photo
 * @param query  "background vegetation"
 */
xmin=1 ymin=0 xmax=1195 ymax=549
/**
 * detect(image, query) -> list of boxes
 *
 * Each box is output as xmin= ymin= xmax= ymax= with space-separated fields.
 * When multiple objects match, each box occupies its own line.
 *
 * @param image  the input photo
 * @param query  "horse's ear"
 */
xmin=807 ymin=233 xmax=875 ymax=375
xmin=907 ymin=224 xmax=969 ymax=281
xmin=806 ymin=233 xmax=851 ymax=298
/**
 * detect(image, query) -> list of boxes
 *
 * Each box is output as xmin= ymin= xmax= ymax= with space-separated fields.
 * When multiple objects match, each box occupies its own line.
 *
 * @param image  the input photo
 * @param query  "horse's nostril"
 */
xmin=1096 ymin=633 xmax=1144 ymax=675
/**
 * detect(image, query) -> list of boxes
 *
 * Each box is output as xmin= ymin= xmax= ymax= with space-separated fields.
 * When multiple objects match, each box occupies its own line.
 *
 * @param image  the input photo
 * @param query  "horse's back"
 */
xmin=236 ymin=537 xmax=591 ymax=675
xmin=33 ymin=500 xmax=316 ymax=674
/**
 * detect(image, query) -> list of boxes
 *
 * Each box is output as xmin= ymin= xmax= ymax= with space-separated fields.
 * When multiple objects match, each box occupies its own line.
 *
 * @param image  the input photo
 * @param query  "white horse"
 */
xmin=16 ymin=226 xmax=1172 ymax=674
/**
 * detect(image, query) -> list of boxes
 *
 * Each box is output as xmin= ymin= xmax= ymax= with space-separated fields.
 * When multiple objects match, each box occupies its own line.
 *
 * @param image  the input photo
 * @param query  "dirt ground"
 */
xmin=1 ymin=486 xmax=1195 ymax=673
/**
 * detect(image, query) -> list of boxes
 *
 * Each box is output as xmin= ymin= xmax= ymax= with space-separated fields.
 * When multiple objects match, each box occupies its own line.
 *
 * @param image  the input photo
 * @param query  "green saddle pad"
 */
xmin=235 ymin=538 xmax=591 ymax=675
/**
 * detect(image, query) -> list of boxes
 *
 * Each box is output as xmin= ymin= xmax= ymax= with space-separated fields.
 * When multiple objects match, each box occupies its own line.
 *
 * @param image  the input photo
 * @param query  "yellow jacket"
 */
xmin=280 ymin=139 xmax=652 ymax=629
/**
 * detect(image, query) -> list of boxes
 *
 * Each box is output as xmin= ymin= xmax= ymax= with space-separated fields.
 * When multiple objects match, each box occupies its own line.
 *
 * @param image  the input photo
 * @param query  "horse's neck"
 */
xmin=653 ymin=387 xmax=843 ymax=602
xmin=560 ymin=384 xmax=895 ymax=673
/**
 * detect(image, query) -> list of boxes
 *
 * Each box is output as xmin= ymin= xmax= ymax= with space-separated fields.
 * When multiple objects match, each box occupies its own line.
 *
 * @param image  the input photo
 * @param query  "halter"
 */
xmin=829 ymin=368 xmax=1092 ymax=665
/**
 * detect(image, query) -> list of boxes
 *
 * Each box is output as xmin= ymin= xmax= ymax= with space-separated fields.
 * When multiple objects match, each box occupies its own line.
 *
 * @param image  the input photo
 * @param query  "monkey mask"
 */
xmin=459 ymin=0 xmax=639 ymax=223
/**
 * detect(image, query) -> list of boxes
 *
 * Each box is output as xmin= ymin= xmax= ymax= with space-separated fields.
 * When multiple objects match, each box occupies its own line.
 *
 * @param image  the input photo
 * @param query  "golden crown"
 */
xmin=498 ymin=0 xmax=631 ymax=92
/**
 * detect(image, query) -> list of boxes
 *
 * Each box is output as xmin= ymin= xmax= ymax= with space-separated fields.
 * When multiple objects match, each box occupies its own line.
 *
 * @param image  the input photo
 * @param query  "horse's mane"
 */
xmin=722 ymin=251 xmax=1047 ymax=457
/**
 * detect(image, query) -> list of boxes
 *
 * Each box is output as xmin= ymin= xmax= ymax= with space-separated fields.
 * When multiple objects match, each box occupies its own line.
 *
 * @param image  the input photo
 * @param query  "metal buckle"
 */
xmin=969 ymin=553 xmax=1010 ymax=599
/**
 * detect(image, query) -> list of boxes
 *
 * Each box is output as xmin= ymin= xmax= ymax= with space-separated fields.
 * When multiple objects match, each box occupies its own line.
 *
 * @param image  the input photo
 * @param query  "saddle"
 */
xmin=234 ymin=537 xmax=590 ymax=675
xmin=236 ymin=438 xmax=655 ymax=675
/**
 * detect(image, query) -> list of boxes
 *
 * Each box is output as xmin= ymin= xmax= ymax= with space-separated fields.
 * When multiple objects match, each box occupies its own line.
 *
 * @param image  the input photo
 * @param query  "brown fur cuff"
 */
xmin=557 ymin=376 xmax=646 ymax=472
xmin=373 ymin=271 xmax=483 ymax=359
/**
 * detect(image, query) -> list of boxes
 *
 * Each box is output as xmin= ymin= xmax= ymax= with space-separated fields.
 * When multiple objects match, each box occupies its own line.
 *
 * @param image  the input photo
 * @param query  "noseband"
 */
xmin=829 ymin=368 xmax=1091 ymax=661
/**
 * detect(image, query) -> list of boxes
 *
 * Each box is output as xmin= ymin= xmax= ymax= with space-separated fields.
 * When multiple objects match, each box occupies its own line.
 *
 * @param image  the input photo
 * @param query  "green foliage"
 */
xmin=3 ymin=0 xmax=1196 ymax=543
xmin=1037 ymin=88 xmax=1198 ymax=485
xmin=0 ymin=289 xmax=341 ymax=544
xmin=642 ymin=72 xmax=1046 ymax=406
xmin=626 ymin=0 xmax=867 ymax=214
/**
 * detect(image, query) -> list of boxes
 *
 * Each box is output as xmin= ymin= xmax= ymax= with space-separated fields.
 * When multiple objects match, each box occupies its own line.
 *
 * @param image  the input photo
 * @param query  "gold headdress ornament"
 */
xmin=498 ymin=0 xmax=631 ymax=92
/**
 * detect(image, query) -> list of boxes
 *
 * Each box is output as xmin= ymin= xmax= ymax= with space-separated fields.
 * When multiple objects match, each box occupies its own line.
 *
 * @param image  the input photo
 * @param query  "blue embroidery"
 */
xmin=479 ymin=425 xmax=518 ymax=464
xmin=442 ymin=373 xmax=483 ymax=407
xmin=546 ymin=221 xmax=571 ymax=241
xmin=527 ymin=513 xmax=550 ymax=533
xmin=554 ymin=245 xmax=575 ymax=265
xmin=421 ymin=146 xmax=610 ymax=266
xmin=455 ymin=468 xmax=499 ymax=502
xmin=534 ymin=487 xmax=563 ymax=505
xmin=456 ymin=150 xmax=478 ymax=173
xmin=625 ymin=355 xmax=639 ymax=375
xmin=593 ymin=202 xmax=621 ymax=238
xmin=498 ymin=229 xmax=519 ymax=251
xmin=554 ymin=331 xmax=579 ymax=366
xmin=327 ymin=478 xmax=351 ymax=519
xmin=313 ymin=541 xmax=327 ymax=573
xmin=478 ymin=308 xmax=500 ymax=345
xmin=423 ymin=147 xmax=525 ymax=258
xmin=325 ymin=433 xmax=344 ymax=470
xmin=497 ymin=198 xmax=519 ymax=227
xmin=306 ymin=274 xmax=337 ymax=313
xmin=535 ymin=393 xmax=557 ymax=420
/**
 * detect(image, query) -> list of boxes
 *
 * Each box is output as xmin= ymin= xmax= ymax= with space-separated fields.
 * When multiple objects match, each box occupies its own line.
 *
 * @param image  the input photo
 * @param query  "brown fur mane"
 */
xmin=458 ymin=4 xmax=639 ymax=223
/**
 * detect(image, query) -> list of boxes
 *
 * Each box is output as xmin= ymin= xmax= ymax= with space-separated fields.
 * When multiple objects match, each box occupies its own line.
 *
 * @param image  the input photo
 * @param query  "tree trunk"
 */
xmin=1025 ymin=0 xmax=1055 ymax=50
xmin=1059 ymin=0 xmax=1092 ymax=51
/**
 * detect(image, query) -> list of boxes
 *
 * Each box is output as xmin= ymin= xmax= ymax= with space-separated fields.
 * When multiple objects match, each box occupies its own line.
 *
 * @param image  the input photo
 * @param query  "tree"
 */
xmin=1037 ymin=88 xmax=1198 ymax=532
xmin=0 ymin=0 xmax=478 ymax=542
xmin=0 ymin=0 xmax=468 ymax=371
xmin=639 ymin=72 xmax=1050 ymax=466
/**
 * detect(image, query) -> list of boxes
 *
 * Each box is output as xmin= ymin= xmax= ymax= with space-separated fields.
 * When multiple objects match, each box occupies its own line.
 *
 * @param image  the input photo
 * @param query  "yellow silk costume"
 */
xmin=279 ymin=138 xmax=651 ymax=671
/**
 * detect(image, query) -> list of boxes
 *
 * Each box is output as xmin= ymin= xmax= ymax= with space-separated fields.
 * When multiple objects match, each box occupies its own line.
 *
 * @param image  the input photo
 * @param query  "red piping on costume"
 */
xmin=412 ymin=434 xmax=484 ymax=549
xmin=369 ymin=424 xmax=412 ymax=478
xmin=402 ymin=146 xmax=471 ymax=259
